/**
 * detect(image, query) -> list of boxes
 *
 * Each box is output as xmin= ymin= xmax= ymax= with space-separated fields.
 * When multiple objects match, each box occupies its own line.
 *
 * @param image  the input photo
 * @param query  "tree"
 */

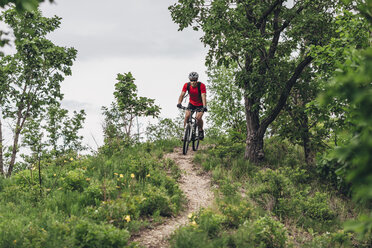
xmin=270 ymin=9 xmax=370 ymax=165
xmin=319 ymin=0 xmax=372 ymax=238
xmin=44 ymin=103 xmax=86 ymax=157
xmin=145 ymin=118 xmax=183 ymax=142
xmin=102 ymin=72 xmax=161 ymax=146
xmin=0 ymin=8 xmax=77 ymax=176
xmin=169 ymin=0 xmax=345 ymax=162
xmin=0 ymin=0 xmax=53 ymax=11
xmin=18 ymin=103 xmax=86 ymax=173
xmin=207 ymin=62 xmax=246 ymax=139
xmin=0 ymin=0 xmax=54 ymax=53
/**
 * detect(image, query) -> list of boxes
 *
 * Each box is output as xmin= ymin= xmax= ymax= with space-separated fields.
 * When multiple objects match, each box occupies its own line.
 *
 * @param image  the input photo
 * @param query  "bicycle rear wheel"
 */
xmin=183 ymin=124 xmax=191 ymax=155
xmin=192 ymin=127 xmax=199 ymax=151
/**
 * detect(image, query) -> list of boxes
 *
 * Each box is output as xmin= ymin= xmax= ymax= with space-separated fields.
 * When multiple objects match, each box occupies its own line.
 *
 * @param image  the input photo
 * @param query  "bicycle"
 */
xmin=179 ymin=106 xmax=204 ymax=155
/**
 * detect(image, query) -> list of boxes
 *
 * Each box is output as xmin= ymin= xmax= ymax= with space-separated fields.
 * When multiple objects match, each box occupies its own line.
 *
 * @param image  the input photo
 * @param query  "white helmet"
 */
xmin=188 ymin=72 xmax=199 ymax=81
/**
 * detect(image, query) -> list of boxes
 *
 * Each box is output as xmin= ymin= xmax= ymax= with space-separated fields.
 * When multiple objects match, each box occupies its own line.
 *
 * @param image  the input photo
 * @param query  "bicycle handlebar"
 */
xmin=179 ymin=106 xmax=204 ymax=112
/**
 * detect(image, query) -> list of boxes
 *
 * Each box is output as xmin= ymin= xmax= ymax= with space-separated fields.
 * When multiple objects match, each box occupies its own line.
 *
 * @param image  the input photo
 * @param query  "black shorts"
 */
xmin=187 ymin=103 xmax=203 ymax=111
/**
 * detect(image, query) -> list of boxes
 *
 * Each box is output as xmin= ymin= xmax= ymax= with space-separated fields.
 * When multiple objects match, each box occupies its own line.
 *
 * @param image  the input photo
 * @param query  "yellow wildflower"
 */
xmin=191 ymin=220 xmax=197 ymax=226
xmin=53 ymin=174 xmax=56 ymax=177
xmin=13 ymin=240 xmax=17 ymax=244
xmin=146 ymin=174 xmax=150 ymax=178
xmin=70 ymin=157 xmax=74 ymax=161
xmin=116 ymin=186 xmax=120 ymax=189
xmin=114 ymin=173 xmax=118 ymax=176
xmin=86 ymin=178 xmax=91 ymax=181
xmin=124 ymin=215 xmax=131 ymax=222
xmin=64 ymin=160 xmax=67 ymax=163
xmin=131 ymin=173 xmax=135 ymax=179
xmin=188 ymin=213 xmax=193 ymax=219
xmin=120 ymin=174 xmax=124 ymax=178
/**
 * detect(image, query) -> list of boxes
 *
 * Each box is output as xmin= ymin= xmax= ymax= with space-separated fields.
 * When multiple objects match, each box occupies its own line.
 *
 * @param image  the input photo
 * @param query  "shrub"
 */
xmin=250 ymin=169 xmax=293 ymax=210
xmin=219 ymin=199 xmax=255 ymax=228
xmin=72 ymin=218 xmax=130 ymax=248
xmin=62 ymin=169 xmax=88 ymax=191
xmin=170 ymin=226 xmax=210 ymax=248
xmin=304 ymin=230 xmax=353 ymax=248
xmin=193 ymin=209 xmax=225 ymax=238
xmin=140 ymin=185 xmax=173 ymax=216
xmin=232 ymin=216 xmax=288 ymax=248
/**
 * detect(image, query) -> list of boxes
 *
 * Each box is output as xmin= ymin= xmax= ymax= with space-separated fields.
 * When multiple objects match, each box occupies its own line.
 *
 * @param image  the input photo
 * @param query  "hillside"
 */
xmin=0 ymin=138 xmax=371 ymax=247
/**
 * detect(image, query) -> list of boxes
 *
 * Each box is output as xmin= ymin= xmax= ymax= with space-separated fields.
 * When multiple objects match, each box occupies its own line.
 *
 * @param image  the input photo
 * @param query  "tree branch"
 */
xmin=238 ymin=0 xmax=257 ymax=25
xmin=256 ymin=0 xmax=283 ymax=30
xmin=277 ymin=4 xmax=305 ymax=33
xmin=268 ymin=7 xmax=281 ymax=60
xmin=259 ymin=55 xmax=313 ymax=135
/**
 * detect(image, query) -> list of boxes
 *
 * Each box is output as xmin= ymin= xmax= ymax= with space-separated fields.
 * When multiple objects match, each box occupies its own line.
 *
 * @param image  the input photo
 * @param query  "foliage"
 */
xmin=183 ymin=137 xmax=370 ymax=246
xmin=314 ymin=0 xmax=372 ymax=239
xmin=0 ymin=140 xmax=183 ymax=247
xmin=0 ymin=0 xmax=53 ymax=12
xmin=0 ymin=8 xmax=77 ymax=176
xmin=146 ymin=117 xmax=182 ymax=142
xmin=206 ymin=62 xmax=245 ymax=136
xmin=270 ymin=9 xmax=370 ymax=165
xmin=102 ymin=72 xmax=161 ymax=146
xmin=169 ymin=0 xmax=348 ymax=162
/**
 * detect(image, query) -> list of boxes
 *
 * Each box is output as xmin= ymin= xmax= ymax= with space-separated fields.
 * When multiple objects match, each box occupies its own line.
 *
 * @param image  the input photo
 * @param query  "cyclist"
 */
xmin=177 ymin=71 xmax=207 ymax=140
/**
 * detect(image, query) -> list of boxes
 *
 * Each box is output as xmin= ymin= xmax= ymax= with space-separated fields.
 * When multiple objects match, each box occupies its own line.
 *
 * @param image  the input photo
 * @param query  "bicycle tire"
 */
xmin=183 ymin=124 xmax=191 ymax=155
xmin=192 ymin=126 xmax=200 ymax=151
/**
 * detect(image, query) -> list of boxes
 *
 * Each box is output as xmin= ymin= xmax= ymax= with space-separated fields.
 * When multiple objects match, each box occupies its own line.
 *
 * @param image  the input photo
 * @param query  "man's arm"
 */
xmin=178 ymin=91 xmax=186 ymax=105
xmin=201 ymin=93 xmax=207 ymax=107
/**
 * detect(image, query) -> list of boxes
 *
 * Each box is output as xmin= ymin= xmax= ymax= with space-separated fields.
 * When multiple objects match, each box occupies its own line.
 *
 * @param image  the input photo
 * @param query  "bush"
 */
xmin=232 ymin=216 xmax=288 ymax=248
xmin=62 ymin=169 xmax=88 ymax=191
xmin=193 ymin=209 xmax=225 ymax=238
xmin=219 ymin=199 xmax=255 ymax=227
xmin=304 ymin=230 xmax=353 ymax=248
xmin=72 ymin=218 xmax=130 ymax=248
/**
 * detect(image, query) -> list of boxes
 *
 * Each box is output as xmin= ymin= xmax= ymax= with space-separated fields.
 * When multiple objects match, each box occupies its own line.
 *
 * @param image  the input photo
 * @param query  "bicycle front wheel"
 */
xmin=192 ymin=126 xmax=199 ymax=151
xmin=183 ymin=124 xmax=191 ymax=155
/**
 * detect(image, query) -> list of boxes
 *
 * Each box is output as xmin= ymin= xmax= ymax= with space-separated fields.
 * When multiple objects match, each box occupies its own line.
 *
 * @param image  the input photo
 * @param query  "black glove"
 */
xmin=177 ymin=103 xmax=182 ymax=109
xmin=203 ymin=106 xmax=208 ymax=112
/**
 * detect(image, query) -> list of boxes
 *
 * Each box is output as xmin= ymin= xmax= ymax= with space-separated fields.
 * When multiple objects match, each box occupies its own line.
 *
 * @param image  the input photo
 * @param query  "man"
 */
xmin=177 ymin=71 xmax=207 ymax=140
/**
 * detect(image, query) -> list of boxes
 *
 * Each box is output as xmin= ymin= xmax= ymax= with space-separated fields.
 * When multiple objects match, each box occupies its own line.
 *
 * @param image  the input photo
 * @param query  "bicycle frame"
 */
xmin=181 ymin=106 xmax=203 ymax=154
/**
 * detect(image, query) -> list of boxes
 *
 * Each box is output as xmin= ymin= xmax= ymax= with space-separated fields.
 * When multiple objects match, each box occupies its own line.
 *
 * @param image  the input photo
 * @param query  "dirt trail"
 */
xmin=132 ymin=147 xmax=214 ymax=248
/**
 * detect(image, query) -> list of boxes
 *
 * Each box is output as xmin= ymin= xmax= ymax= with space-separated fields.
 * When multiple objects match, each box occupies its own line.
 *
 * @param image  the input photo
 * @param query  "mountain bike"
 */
xmin=180 ymin=106 xmax=204 ymax=155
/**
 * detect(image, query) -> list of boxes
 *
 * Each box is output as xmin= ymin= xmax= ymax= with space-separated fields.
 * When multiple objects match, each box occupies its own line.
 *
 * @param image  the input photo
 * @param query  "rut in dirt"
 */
xmin=132 ymin=147 xmax=214 ymax=248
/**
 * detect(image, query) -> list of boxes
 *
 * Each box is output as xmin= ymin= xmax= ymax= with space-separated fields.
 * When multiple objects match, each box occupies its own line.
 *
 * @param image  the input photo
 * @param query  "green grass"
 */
xmin=0 ymin=139 xmax=184 ymax=248
xmin=173 ymin=136 xmax=371 ymax=247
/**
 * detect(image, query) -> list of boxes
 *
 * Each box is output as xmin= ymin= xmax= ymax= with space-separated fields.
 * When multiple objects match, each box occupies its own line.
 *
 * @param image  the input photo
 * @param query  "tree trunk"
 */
xmin=7 ymin=111 xmax=23 ymax=177
xmin=0 ymin=116 xmax=3 ymax=175
xmin=244 ymin=96 xmax=264 ymax=162
xmin=243 ymin=56 xmax=313 ymax=163
xmin=300 ymin=112 xmax=315 ymax=165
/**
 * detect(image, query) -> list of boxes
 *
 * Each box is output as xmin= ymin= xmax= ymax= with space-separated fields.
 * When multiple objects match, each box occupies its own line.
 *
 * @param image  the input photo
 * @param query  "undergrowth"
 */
xmin=171 ymin=136 xmax=371 ymax=247
xmin=0 ymin=139 xmax=182 ymax=248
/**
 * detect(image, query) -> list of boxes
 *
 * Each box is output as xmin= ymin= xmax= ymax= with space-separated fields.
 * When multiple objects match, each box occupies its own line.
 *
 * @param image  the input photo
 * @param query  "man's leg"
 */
xmin=196 ymin=112 xmax=204 ymax=140
xmin=184 ymin=110 xmax=191 ymax=128
xmin=195 ymin=112 xmax=204 ymax=130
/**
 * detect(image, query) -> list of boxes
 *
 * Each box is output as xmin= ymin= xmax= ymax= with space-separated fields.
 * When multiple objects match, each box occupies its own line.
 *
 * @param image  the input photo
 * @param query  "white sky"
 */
xmin=3 ymin=0 xmax=208 ymax=149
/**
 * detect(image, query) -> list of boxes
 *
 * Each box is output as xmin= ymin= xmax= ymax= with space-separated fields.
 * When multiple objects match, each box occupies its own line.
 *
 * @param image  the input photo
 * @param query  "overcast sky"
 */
xmin=24 ymin=0 xmax=209 ymax=149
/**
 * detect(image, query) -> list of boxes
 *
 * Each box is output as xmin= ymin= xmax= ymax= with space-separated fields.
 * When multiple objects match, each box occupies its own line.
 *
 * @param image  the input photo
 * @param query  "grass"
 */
xmin=171 ymin=136 xmax=372 ymax=248
xmin=0 ymin=139 xmax=183 ymax=248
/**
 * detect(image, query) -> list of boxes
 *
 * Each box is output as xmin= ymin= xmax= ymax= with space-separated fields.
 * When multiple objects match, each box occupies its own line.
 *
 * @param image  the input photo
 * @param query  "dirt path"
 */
xmin=132 ymin=147 xmax=214 ymax=248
